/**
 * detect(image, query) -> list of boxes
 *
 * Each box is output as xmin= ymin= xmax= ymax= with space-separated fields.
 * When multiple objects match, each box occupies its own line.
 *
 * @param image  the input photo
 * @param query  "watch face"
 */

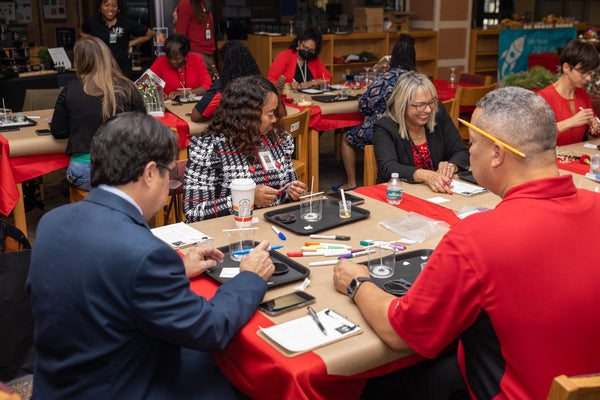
xmin=347 ymin=279 xmax=358 ymax=297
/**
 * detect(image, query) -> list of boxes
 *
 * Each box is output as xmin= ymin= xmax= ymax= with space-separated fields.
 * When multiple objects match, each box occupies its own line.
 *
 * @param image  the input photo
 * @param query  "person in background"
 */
xmin=51 ymin=37 xmax=145 ymax=191
xmin=28 ymin=112 xmax=275 ymax=399
xmin=538 ymin=39 xmax=600 ymax=145
xmin=373 ymin=71 xmax=469 ymax=193
xmin=191 ymin=40 xmax=261 ymax=122
xmin=184 ymin=75 xmax=308 ymax=222
xmin=149 ymin=33 xmax=212 ymax=100
xmin=334 ymin=87 xmax=600 ymax=400
xmin=333 ymin=34 xmax=417 ymax=192
xmin=175 ymin=0 xmax=217 ymax=78
xmin=80 ymin=0 xmax=153 ymax=80
xmin=267 ymin=27 xmax=331 ymax=91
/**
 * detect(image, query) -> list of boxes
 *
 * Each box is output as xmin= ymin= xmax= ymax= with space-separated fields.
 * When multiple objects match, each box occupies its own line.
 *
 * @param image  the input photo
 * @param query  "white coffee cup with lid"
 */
xmin=230 ymin=179 xmax=256 ymax=227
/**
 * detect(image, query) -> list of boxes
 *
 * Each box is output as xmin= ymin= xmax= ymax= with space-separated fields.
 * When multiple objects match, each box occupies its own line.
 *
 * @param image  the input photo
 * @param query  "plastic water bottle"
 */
xmin=386 ymin=173 xmax=403 ymax=205
xmin=449 ymin=67 xmax=457 ymax=88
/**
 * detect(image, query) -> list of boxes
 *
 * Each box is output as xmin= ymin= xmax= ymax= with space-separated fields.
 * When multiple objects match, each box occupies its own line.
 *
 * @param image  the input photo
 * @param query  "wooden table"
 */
xmin=177 ymin=175 xmax=504 ymax=399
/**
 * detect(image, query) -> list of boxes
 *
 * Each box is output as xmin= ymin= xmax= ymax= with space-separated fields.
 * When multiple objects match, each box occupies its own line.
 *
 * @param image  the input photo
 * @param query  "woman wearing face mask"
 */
xmin=373 ymin=71 xmax=469 ymax=194
xmin=267 ymin=27 xmax=331 ymax=91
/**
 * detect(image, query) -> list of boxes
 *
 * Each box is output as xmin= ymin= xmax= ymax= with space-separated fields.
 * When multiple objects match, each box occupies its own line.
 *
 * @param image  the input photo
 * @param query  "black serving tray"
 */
xmin=173 ymin=95 xmax=201 ymax=104
xmin=359 ymin=249 xmax=433 ymax=296
xmin=264 ymin=199 xmax=370 ymax=235
xmin=312 ymin=94 xmax=360 ymax=103
xmin=0 ymin=116 xmax=37 ymax=129
xmin=205 ymin=242 xmax=310 ymax=289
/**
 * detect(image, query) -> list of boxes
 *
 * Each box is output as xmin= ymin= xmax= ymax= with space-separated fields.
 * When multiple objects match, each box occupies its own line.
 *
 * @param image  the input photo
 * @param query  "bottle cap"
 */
xmin=391 ymin=172 xmax=399 ymax=178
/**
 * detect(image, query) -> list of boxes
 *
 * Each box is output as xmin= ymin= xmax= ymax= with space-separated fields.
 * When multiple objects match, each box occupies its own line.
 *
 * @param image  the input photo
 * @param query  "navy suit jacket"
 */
xmin=27 ymin=188 xmax=268 ymax=399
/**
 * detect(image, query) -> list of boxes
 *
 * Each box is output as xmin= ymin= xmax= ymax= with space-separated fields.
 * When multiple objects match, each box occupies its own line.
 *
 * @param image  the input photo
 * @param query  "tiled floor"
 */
xmin=2 ymin=129 xmax=364 ymax=244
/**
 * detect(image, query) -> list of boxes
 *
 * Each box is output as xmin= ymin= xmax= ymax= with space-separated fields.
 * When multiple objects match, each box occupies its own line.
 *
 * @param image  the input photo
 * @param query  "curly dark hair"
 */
xmin=220 ymin=41 xmax=261 ymax=88
xmin=390 ymin=33 xmax=416 ymax=71
xmin=289 ymin=26 xmax=323 ymax=57
xmin=205 ymin=75 xmax=285 ymax=162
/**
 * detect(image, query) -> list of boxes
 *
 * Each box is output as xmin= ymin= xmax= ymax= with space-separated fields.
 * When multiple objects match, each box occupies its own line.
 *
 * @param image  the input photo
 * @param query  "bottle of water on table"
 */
xmin=387 ymin=173 xmax=403 ymax=205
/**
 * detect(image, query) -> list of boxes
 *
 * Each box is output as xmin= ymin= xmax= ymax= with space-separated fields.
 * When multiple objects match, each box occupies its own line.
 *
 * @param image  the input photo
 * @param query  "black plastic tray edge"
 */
xmin=358 ymin=249 xmax=434 ymax=296
xmin=263 ymin=199 xmax=370 ymax=235
xmin=2 ymin=117 xmax=37 ymax=129
xmin=204 ymin=242 xmax=310 ymax=289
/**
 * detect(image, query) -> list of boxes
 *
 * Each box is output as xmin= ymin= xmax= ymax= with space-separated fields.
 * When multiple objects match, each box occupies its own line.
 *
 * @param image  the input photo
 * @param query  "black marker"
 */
xmin=309 ymin=234 xmax=351 ymax=241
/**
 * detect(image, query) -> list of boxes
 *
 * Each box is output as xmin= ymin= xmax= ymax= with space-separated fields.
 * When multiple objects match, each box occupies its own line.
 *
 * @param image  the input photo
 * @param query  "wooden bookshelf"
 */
xmin=469 ymin=29 xmax=500 ymax=82
xmin=248 ymin=30 xmax=439 ymax=83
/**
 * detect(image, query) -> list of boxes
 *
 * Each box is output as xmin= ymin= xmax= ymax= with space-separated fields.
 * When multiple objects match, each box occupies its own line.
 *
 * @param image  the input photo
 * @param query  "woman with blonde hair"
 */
xmin=51 ymin=36 xmax=145 ymax=190
xmin=373 ymin=71 xmax=469 ymax=193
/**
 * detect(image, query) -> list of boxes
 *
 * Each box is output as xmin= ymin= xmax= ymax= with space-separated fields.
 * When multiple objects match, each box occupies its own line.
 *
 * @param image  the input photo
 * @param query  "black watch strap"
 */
xmin=347 ymin=277 xmax=372 ymax=299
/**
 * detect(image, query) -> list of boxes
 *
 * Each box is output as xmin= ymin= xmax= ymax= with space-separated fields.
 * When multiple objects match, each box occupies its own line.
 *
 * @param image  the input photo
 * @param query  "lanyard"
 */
xmin=297 ymin=58 xmax=307 ymax=83
xmin=408 ymin=134 xmax=434 ymax=171
xmin=175 ymin=64 xmax=187 ymax=89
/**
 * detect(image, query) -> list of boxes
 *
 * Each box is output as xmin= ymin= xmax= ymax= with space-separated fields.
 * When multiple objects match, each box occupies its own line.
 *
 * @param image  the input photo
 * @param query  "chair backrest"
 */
xmin=282 ymin=108 xmax=311 ymax=185
xmin=442 ymin=98 xmax=458 ymax=129
xmin=455 ymin=83 xmax=498 ymax=140
xmin=547 ymin=374 xmax=600 ymax=400
xmin=459 ymin=72 xmax=492 ymax=86
xmin=21 ymin=88 xmax=62 ymax=112
xmin=363 ymin=144 xmax=377 ymax=187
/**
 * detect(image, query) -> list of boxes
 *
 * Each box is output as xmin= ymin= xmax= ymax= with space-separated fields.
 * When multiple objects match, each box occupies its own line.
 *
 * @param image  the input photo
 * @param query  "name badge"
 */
xmin=109 ymin=31 xmax=117 ymax=44
xmin=205 ymin=29 xmax=211 ymax=40
xmin=258 ymin=148 xmax=277 ymax=171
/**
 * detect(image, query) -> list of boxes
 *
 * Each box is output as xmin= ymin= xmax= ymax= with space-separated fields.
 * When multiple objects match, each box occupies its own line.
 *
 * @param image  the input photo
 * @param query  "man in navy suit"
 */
xmin=27 ymin=112 xmax=275 ymax=399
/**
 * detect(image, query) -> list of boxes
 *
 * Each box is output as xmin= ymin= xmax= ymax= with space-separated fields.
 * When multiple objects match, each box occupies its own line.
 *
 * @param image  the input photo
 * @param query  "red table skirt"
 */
xmin=354 ymin=184 xmax=461 ymax=227
xmin=155 ymin=111 xmax=191 ymax=148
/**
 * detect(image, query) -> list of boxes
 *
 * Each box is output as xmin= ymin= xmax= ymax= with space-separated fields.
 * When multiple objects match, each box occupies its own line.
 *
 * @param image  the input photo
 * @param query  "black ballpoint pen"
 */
xmin=307 ymin=306 xmax=327 ymax=335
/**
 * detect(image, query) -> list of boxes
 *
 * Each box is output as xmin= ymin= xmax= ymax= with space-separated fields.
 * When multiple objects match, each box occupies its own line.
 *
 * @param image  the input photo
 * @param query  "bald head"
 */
xmin=474 ymin=87 xmax=557 ymax=163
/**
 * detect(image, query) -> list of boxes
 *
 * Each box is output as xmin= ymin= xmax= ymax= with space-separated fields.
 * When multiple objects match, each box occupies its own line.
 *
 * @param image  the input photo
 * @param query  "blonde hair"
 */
xmin=74 ymin=37 xmax=137 ymax=121
xmin=386 ymin=71 xmax=438 ymax=140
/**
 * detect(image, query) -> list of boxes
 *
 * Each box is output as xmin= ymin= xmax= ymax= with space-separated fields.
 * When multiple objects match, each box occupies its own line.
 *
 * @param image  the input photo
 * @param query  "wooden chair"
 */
xmin=459 ymin=72 xmax=493 ymax=86
xmin=547 ymin=373 xmax=600 ymax=400
xmin=21 ymin=88 xmax=62 ymax=112
xmin=282 ymin=108 xmax=310 ymax=185
xmin=454 ymin=83 xmax=498 ymax=140
xmin=69 ymin=186 xmax=89 ymax=203
xmin=363 ymin=144 xmax=378 ymax=187
xmin=442 ymin=98 xmax=458 ymax=130
xmin=154 ymin=160 xmax=187 ymax=227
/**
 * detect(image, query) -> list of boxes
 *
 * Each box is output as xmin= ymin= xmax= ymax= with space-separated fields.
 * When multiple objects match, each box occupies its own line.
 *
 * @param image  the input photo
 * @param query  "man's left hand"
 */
xmin=183 ymin=246 xmax=224 ymax=278
xmin=333 ymin=259 xmax=370 ymax=294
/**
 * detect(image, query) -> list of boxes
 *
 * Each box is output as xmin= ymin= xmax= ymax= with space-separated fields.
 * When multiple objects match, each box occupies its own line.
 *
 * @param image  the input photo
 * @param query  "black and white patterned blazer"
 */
xmin=183 ymin=132 xmax=299 ymax=222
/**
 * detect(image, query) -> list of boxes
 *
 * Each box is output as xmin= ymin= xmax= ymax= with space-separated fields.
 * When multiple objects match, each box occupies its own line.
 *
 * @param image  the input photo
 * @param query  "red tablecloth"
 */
xmin=155 ymin=111 xmax=191 ymax=148
xmin=0 ymin=133 xmax=69 ymax=216
xmin=354 ymin=184 xmax=461 ymax=227
xmin=286 ymin=102 xmax=364 ymax=131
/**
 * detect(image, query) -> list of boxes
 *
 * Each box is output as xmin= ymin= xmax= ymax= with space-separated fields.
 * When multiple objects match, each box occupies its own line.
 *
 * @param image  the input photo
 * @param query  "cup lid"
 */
xmin=230 ymin=178 xmax=256 ymax=190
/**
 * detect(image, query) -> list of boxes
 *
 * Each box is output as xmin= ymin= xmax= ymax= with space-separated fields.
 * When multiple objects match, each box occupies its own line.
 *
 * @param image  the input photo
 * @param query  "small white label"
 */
xmin=290 ymin=121 xmax=300 ymax=133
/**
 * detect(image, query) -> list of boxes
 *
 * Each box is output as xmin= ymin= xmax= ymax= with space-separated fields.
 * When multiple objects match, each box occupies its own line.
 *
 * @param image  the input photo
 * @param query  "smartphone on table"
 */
xmin=259 ymin=291 xmax=315 ymax=316
xmin=35 ymin=129 xmax=52 ymax=136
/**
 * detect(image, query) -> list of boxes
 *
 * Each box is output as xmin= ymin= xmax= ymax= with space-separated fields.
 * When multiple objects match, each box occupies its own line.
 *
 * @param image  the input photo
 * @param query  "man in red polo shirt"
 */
xmin=334 ymin=86 xmax=600 ymax=400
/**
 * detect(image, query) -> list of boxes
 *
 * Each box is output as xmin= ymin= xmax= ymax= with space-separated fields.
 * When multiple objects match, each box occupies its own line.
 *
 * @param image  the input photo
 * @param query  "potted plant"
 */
xmin=502 ymin=66 xmax=558 ymax=90
xmin=37 ymin=47 xmax=52 ymax=70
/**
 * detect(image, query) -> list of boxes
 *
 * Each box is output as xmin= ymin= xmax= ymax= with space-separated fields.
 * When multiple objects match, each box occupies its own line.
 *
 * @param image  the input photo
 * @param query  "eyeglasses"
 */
xmin=574 ymin=67 xmax=594 ymax=78
xmin=408 ymin=97 xmax=438 ymax=112
xmin=298 ymin=43 xmax=316 ymax=52
xmin=156 ymin=162 xmax=184 ymax=184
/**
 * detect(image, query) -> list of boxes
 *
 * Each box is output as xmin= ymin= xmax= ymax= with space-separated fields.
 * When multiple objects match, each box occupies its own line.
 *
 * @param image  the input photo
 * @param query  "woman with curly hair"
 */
xmin=183 ymin=75 xmax=308 ymax=222
xmin=190 ymin=40 xmax=260 ymax=122
xmin=267 ymin=26 xmax=331 ymax=91
xmin=51 ymin=36 xmax=145 ymax=190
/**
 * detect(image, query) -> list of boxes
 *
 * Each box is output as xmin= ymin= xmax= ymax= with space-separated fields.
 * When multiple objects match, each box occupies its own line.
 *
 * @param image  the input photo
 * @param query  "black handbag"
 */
xmin=0 ymin=220 xmax=35 ymax=382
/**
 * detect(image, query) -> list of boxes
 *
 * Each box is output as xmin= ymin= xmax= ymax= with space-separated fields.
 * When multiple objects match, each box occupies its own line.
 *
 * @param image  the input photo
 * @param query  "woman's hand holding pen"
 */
xmin=285 ymin=180 xmax=308 ymax=201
